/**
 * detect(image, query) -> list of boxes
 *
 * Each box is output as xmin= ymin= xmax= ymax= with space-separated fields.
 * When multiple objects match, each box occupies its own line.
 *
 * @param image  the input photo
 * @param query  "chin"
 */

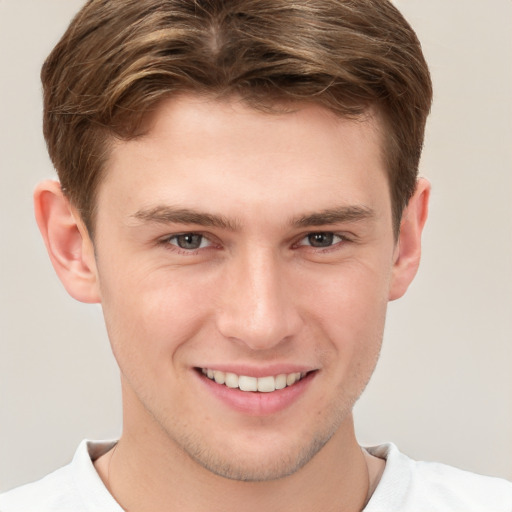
xmin=191 ymin=441 xmax=326 ymax=482
xmin=174 ymin=423 xmax=339 ymax=482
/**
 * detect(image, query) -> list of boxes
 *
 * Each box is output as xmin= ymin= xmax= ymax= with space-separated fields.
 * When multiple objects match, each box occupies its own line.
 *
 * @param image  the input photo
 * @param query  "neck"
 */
xmin=96 ymin=416 xmax=372 ymax=512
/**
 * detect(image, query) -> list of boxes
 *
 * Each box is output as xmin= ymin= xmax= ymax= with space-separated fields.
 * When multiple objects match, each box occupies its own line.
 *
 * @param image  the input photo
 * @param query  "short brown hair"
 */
xmin=42 ymin=0 xmax=432 ymax=234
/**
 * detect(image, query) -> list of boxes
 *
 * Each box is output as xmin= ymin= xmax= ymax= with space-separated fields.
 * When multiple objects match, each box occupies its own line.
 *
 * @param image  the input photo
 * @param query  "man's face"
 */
xmin=92 ymin=95 xmax=398 ymax=481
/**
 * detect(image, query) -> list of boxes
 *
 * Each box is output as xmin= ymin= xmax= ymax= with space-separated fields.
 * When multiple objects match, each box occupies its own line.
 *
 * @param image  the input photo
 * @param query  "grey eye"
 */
xmin=172 ymin=233 xmax=204 ymax=250
xmin=297 ymin=232 xmax=344 ymax=249
xmin=307 ymin=232 xmax=335 ymax=247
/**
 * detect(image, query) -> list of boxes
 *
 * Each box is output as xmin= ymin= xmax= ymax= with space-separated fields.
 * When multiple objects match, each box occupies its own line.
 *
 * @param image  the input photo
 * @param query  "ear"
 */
xmin=34 ymin=180 xmax=101 ymax=303
xmin=389 ymin=178 xmax=430 ymax=301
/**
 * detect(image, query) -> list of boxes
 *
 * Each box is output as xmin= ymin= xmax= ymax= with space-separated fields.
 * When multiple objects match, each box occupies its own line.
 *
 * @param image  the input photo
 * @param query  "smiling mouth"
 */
xmin=199 ymin=368 xmax=309 ymax=393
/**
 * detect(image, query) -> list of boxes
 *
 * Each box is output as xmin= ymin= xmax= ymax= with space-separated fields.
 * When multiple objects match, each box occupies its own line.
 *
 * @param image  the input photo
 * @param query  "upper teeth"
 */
xmin=201 ymin=369 xmax=306 ymax=392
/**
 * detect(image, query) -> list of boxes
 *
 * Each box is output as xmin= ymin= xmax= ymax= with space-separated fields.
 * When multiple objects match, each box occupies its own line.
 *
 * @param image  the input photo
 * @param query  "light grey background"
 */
xmin=1 ymin=0 xmax=511 ymax=492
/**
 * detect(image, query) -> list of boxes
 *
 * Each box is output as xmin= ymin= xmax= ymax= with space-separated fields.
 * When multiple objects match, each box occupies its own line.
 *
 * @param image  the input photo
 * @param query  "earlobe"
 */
xmin=34 ymin=180 xmax=101 ymax=303
xmin=388 ymin=178 xmax=430 ymax=301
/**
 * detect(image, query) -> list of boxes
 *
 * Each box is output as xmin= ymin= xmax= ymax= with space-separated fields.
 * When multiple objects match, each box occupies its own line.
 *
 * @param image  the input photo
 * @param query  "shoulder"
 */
xmin=0 ymin=440 xmax=121 ymax=512
xmin=0 ymin=463 xmax=78 ymax=512
xmin=365 ymin=443 xmax=512 ymax=512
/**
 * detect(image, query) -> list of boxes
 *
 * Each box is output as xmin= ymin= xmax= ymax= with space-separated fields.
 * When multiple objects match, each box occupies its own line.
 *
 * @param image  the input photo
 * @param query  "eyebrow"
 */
xmin=291 ymin=205 xmax=375 ymax=227
xmin=131 ymin=204 xmax=374 ymax=231
xmin=131 ymin=206 xmax=240 ymax=231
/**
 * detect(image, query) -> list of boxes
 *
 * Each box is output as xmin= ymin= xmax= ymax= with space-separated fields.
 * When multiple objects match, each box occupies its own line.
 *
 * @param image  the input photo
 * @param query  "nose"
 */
xmin=216 ymin=247 xmax=302 ymax=351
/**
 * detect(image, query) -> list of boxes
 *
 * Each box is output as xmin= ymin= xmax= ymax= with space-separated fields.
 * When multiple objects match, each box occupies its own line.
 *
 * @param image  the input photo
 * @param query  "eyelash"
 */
xmin=294 ymin=232 xmax=348 ymax=251
xmin=159 ymin=231 xmax=351 ymax=255
xmin=159 ymin=232 xmax=217 ymax=255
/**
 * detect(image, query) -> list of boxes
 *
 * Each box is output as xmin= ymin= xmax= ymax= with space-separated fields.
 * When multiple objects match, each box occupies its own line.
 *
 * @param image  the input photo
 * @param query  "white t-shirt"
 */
xmin=1 ymin=440 xmax=511 ymax=511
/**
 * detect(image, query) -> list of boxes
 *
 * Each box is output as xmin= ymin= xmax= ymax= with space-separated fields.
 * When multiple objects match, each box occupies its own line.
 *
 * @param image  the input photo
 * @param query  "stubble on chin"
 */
xmin=159 ymin=400 xmax=355 ymax=483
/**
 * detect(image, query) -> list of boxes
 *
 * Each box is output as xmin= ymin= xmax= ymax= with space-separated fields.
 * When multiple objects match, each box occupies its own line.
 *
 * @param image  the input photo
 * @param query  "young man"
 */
xmin=1 ymin=0 xmax=511 ymax=510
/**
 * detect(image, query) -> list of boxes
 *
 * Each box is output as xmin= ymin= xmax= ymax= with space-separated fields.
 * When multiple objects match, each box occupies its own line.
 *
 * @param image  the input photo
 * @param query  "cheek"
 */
xmin=317 ymin=279 xmax=387 ymax=409
xmin=301 ymin=260 xmax=390 ymax=367
xmin=97 ymin=260 xmax=212 ymax=376
xmin=302 ymin=257 xmax=391 ymax=324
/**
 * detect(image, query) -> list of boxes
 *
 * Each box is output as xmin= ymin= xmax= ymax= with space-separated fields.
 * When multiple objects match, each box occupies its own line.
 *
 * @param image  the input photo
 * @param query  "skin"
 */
xmin=35 ymin=95 xmax=429 ymax=511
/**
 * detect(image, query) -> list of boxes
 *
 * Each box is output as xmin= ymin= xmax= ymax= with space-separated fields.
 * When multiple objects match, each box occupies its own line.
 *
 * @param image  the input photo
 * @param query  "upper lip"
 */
xmin=195 ymin=365 xmax=316 ymax=378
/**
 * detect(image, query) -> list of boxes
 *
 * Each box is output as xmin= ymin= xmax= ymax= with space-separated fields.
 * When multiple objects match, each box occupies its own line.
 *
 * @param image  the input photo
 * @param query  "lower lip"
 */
xmin=196 ymin=370 xmax=316 ymax=416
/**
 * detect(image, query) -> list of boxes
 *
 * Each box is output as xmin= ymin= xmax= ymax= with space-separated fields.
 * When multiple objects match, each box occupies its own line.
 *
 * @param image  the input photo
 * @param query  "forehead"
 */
xmin=99 ymin=95 xmax=391 ymax=226
xmin=134 ymin=94 xmax=385 ymax=158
